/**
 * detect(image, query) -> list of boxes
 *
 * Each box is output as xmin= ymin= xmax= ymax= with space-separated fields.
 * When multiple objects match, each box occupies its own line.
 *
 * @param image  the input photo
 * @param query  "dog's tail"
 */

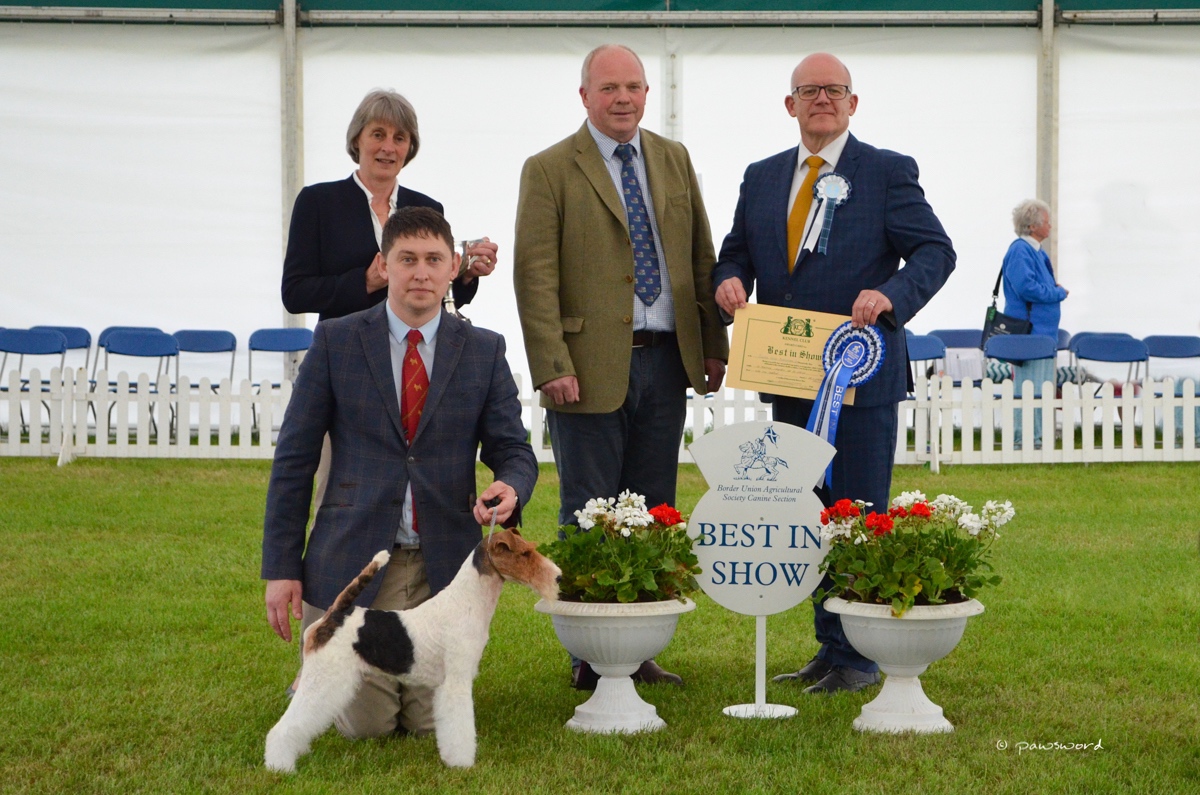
xmin=328 ymin=549 xmax=391 ymax=615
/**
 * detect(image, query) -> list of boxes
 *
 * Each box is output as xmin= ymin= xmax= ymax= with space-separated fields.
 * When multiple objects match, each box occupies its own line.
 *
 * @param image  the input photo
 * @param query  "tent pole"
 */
xmin=281 ymin=0 xmax=305 ymax=380
xmin=1037 ymin=0 xmax=1059 ymax=273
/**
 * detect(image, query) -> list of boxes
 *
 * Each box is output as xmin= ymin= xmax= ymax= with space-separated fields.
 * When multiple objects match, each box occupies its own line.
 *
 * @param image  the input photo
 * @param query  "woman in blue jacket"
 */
xmin=1002 ymin=199 xmax=1069 ymax=448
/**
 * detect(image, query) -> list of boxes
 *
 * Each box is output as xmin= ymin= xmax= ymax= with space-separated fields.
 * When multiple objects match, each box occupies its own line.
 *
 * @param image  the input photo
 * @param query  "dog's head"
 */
xmin=480 ymin=529 xmax=561 ymax=602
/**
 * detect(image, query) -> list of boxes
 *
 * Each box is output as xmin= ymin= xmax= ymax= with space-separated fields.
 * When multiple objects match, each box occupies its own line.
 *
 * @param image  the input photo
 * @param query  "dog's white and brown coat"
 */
xmin=265 ymin=529 xmax=560 ymax=771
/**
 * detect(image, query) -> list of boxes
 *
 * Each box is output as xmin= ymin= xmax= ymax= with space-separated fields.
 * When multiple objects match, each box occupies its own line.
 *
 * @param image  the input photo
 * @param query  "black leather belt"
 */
xmin=632 ymin=330 xmax=675 ymax=348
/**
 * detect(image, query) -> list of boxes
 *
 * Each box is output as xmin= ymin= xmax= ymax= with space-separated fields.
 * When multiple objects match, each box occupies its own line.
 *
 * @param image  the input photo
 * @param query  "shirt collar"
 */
xmin=800 ymin=128 xmax=851 ymax=170
xmin=352 ymin=170 xmax=400 ymax=211
xmin=1020 ymin=234 xmax=1042 ymax=251
xmin=385 ymin=301 xmax=441 ymax=345
xmin=587 ymin=119 xmax=642 ymax=162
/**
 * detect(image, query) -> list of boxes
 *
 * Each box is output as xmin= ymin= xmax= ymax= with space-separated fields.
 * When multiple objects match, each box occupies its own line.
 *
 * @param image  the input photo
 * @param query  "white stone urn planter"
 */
xmin=534 ymin=598 xmax=695 ymax=734
xmin=824 ymin=596 xmax=985 ymax=734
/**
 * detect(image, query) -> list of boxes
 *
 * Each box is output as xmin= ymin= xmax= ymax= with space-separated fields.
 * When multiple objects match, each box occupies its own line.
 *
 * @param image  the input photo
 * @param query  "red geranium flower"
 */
xmin=909 ymin=502 xmax=933 ymax=518
xmin=865 ymin=512 xmax=894 ymax=536
xmin=649 ymin=504 xmax=683 ymax=526
xmin=888 ymin=505 xmax=909 ymax=518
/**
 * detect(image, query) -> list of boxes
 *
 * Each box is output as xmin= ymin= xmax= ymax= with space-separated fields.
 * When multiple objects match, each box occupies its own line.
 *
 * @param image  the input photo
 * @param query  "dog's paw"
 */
xmin=264 ymin=756 xmax=297 ymax=774
xmin=440 ymin=754 xmax=475 ymax=769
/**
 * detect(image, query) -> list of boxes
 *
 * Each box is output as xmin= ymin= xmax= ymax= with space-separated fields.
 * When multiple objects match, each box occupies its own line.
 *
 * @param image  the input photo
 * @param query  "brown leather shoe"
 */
xmin=571 ymin=662 xmax=599 ymax=691
xmin=632 ymin=659 xmax=683 ymax=686
xmin=772 ymin=655 xmax=832 ymax=684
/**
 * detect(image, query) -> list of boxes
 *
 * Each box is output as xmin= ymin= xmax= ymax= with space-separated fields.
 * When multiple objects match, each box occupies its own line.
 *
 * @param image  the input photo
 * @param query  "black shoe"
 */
xmin=571 ymin=661 xmax=599 ymax=691
xmin=772 ymin=655 xmax=832 ymax=684
xmin=803 ymin=666 xmax=881 ymax=694
xmin=631 ymin=659 xmax=683 ymax=686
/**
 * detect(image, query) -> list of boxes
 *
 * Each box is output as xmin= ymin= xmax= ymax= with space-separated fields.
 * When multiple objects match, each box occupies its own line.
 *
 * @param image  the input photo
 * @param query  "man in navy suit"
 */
xmin=713 ymin=53 xmax=956 ymax=694
xmin=262 ymin=207 xmax=537 ymax=737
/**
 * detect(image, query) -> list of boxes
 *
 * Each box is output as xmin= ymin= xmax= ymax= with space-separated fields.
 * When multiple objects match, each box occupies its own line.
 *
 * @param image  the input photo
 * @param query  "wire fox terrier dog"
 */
xmin=264 ymin=529 xmax=560 ymax=771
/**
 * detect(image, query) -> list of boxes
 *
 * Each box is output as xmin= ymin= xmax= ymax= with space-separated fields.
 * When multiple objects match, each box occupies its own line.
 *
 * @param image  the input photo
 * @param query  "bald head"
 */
xmin=790 ymin=53 xmax=852 ymax=93
xmin=786 ymin=52 xmax=858 ymax=154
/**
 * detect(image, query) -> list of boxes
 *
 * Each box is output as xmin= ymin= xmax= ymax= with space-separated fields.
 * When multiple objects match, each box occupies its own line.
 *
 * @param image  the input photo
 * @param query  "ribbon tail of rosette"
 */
xmin=805 ymin=356 xmax=854 ymax=490
xmin=816 ymin=205 xmax=836 ymax=255
xmin=800 ymin=197 xmax=826 ymax=256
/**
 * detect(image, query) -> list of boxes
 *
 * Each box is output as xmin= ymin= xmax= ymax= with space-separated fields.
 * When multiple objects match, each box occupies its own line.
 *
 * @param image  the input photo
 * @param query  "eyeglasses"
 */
xmin=791 ymin=84 xmax=851 ymax=101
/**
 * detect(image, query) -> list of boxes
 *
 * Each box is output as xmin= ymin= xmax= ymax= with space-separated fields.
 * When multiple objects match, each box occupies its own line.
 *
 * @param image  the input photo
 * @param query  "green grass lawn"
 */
xmin=2 ymin=458 xmax=1199 ymax=794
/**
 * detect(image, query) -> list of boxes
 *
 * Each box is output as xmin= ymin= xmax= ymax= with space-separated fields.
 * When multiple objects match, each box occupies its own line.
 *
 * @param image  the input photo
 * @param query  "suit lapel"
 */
xmin=341 ymin=175 xmax=377 ymax=251
xmin=358 ymin=304 xmax=406 ymax=443
xmin=772 ymin=147 xmax=799 ymax=271
xmin=573 ymin=124 xmax=628 ymax=230
xmin=419 ymin=310 xmax=465 ymax=442
xmin=642 ymin=131 xmax=669 ymax=230
xmin=836 ymin=133 xmax=862 ymax=186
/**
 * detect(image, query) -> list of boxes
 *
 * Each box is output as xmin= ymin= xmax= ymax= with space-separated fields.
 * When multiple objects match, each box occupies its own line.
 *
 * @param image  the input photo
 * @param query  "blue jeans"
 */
xmin=1012 ymin=357 xmax=1055 ymax=448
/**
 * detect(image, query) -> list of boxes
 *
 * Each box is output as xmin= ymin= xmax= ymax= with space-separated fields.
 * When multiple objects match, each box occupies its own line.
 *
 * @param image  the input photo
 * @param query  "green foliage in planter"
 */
xmin=816 ymin=492 xmax=1010 ymax=617
xmin=543 ymin=494 xmax=701 ymax=603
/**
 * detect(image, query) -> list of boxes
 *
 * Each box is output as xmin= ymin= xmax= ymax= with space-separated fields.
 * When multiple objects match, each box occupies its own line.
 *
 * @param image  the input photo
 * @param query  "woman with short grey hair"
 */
xmin=1001 ymin=198 xmax=1068 ymax=449
xmin=281 ymin=88 xmax=497 ymax=322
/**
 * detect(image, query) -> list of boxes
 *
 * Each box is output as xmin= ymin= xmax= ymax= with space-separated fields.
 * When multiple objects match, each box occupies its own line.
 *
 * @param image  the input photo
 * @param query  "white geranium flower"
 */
xmin=958 ymin=512 xmax=984 ymax=536
xmin=620 ymin=527 xmax=632 ymax=538
xmin=982 ymin=500 xmax=1015 ymax=527
xmin=932 ymin=494 xmax=970 ymax=520
xmin=891 ymin=490 xmax=927 ymax=509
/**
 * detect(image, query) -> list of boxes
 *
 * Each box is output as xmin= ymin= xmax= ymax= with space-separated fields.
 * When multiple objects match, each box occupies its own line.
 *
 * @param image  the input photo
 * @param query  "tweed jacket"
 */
xmin=513 ymin=123 xmax=729 ymax=413
xmin=261 ymin=305 xmax=537 ymax=609
xmin=712 ymin=134 xmax=956 ymax=407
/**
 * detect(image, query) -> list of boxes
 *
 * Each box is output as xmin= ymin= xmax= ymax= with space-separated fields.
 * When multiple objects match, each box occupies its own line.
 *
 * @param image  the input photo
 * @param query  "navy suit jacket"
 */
xmin=713 ymin=134 xmax=956 ymax=406
xmin=281 ymin=176 xmax=477 ymax=321
xmin=261 ymin=305 xmax=538 ymax=609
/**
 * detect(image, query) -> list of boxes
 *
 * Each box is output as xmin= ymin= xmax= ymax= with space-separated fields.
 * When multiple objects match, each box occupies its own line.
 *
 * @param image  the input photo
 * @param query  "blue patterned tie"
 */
xmin=615 ymin=143 xmax=661 ymax=306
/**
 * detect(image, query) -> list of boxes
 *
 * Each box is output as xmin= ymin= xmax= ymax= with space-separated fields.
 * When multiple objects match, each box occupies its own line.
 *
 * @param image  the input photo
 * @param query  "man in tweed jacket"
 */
xmin=262 ymin=207 xmax=537 ymax=738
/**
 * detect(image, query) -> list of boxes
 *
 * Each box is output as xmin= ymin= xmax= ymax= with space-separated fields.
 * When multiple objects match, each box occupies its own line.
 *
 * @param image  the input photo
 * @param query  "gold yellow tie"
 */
xmin=787 ymin=155 xmax=826 ymax=274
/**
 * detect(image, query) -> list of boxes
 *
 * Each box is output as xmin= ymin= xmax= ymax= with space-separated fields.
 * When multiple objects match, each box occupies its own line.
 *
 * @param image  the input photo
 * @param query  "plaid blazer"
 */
xmin=261 ymin=305 xmax=538 ymax=609
xmin=713 ymin=134 xmax=956 ymax=406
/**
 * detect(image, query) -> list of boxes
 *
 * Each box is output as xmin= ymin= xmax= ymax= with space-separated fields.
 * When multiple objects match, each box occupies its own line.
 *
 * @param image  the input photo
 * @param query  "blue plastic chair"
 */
xmin=31 ymin=325 xmax=91 ymax=374
xmin=248 ymin=328 xmax=313 ymax=387
xmin=929 ymin=328 xmax=983 ymax=350
xmin=94 ymin=326 xmax=163 ymax=381
xmin=104 ymin=330 xmax=179 ymax=390
xmin=906 ymin=334 xmax=946 ymax=386
xmin=985 ymin=334 xmax=1057 ymax=366
xmin=174 ymin=329 xmax=237 ymax=391
xmin=249 ymin=327 xmax=314 ymax=433
xmin=102 ymin=330 xmax=180 ymax=438
xmin=1072 ymin=336 xmax=1148 ymax=387
xmin=1143 ymin=336 xmax=1200 ymax=439
xmin=0 ymin=329 xmax=68 ymax=435
xmin=1056 ymin=328 xmax=1071 ymax=351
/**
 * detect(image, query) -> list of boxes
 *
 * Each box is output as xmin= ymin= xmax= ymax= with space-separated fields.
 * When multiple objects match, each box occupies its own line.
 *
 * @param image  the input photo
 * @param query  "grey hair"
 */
xmin=580 ymin=44 xmax=646 ymax=89
xmin=1012 ymin=199 xmax=1051 ymax=236
xmin=345 ymin=89 xmax=420 ymax=166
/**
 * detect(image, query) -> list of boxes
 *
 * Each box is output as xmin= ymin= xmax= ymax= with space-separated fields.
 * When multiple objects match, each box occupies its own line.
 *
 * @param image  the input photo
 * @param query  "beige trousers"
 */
xmin=300 ymin=548 xmax=436 ymax=738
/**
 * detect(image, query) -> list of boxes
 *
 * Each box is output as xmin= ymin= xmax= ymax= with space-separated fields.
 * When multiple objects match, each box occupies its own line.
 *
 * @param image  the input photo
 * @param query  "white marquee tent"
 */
xmin=2 ymin=3 xmax=1199 ymax=388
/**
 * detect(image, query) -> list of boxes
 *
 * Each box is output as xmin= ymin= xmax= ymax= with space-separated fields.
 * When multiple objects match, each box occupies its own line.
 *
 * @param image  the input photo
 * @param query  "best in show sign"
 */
xmin=688 ymin=421 xmax=835 ymax=616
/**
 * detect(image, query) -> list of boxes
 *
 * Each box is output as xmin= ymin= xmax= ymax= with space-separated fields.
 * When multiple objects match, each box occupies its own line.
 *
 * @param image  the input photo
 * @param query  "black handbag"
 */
xmin=980 ymin=265 xmax=1031 ymax=350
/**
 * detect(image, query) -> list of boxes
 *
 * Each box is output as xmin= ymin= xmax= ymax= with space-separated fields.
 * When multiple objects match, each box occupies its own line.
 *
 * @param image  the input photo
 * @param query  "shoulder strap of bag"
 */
xmin=993 ymin=253 xmax=1034 ymax=316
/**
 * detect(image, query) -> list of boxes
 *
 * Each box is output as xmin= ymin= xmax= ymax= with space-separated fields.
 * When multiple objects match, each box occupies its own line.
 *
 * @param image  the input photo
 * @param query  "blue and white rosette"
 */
xmin=805 ymin=322 xmax=885 ymax=489
xmin=802 ymin=172 xmax=851 ymax=255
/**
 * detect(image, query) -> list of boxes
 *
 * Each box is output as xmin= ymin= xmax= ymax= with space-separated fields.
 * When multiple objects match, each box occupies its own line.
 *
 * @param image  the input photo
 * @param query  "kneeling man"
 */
xmin=262 ymin=206 xmax=538 ymax=737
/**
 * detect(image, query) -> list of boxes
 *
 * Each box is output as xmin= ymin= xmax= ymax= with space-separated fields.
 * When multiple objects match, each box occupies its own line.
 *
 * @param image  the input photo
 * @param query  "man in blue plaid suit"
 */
xmin=713 ymin=53 xmax=956 ymax=695
xmin=262 ymin=207 xmax=537 ymax=738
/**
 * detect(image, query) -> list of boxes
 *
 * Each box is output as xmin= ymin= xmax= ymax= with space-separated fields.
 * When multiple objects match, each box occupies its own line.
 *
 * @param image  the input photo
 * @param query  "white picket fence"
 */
xmin=2 ymin=368 xmax=1197 ymax=465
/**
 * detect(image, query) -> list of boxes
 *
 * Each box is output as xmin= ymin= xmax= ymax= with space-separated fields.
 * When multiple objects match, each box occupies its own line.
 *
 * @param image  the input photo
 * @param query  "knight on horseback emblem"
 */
xmin=734 ymin=425 xmax=789 ymax=481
